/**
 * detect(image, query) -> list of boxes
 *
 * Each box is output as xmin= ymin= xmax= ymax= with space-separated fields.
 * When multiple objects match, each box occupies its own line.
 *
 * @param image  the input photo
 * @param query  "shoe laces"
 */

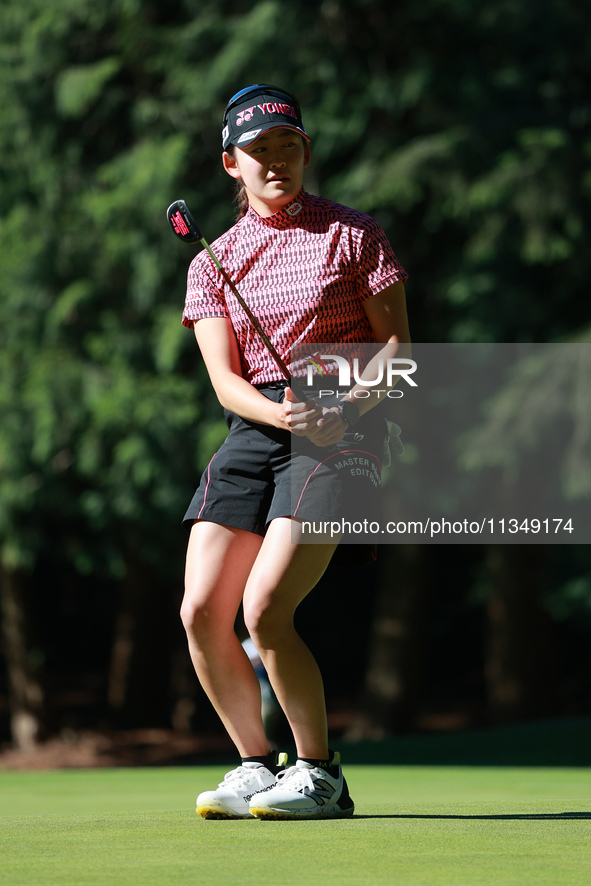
xmin=219 ymin=765 xmax=265 ymax=790
xmin=276 ymin=765 xmax=316 ymax=793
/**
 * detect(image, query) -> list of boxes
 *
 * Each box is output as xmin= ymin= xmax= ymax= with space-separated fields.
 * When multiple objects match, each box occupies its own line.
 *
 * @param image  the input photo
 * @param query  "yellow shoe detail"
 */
xmin=250 ymin=808 xmax=288 ymax=820
xmin=196 ymin=806 xmax=251 ymax=820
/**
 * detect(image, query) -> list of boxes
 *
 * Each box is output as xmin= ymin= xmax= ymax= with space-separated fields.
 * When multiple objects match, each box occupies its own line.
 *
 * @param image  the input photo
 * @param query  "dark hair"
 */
xmin=226 ymin=145 xmax=249 ymax=221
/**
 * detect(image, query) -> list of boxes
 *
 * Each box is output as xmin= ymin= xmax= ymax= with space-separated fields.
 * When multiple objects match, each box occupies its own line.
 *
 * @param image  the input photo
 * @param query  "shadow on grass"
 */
xmin=354 ymin=812 xmax=591 ymax=820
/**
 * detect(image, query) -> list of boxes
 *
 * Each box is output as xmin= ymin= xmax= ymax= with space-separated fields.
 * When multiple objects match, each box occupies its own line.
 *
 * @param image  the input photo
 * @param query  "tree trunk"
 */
xmin=345 ymin=544 xmax=428 ymax=739
xmin=485 ymin=545 xmax=558 ymax=723
xmin=107 ymin=552 xmax=176 ymax=728
xmin=0 ymin=565 xmax=47 ymax=749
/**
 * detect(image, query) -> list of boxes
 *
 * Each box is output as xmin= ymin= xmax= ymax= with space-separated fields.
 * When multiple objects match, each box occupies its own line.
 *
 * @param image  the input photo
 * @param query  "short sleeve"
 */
xmin=182 ymin=253 xmax=229 ymax=329
xmin=355 ymin=217 xmax=408 ymax=301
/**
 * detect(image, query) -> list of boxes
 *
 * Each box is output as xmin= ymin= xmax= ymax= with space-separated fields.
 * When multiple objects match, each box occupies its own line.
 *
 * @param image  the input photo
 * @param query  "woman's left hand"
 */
xmin=304 ymin=406 xmax=348 ymax=447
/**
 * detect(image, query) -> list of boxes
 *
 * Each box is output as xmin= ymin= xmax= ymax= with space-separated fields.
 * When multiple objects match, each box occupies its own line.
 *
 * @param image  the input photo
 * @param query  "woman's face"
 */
xmin=223 ymin=129 xmax=310 ymax=217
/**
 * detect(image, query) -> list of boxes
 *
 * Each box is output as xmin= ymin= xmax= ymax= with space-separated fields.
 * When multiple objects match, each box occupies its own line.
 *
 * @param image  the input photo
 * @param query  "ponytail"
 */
xmin=233 ymin=181 xmax=249 ymax=220
xmin=226 ymin=145 xmax=249 ymax=221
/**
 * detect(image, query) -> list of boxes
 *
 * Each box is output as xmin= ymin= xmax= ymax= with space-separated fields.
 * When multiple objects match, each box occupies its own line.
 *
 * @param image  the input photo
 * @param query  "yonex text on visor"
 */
xmin=222 ymin=84 xmax=310 ymax=150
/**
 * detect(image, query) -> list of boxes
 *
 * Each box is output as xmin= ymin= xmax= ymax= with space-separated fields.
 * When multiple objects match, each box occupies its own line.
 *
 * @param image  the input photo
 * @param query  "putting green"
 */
xmin=1 ymin=766 xmax=590 ymax=885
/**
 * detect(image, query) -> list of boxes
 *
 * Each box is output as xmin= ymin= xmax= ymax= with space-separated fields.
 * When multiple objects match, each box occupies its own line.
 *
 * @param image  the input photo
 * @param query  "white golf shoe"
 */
xmin=196 ymin=754 xmax=288 ymax=819
xmin=249 ymin=751 xmax=354 ymax=820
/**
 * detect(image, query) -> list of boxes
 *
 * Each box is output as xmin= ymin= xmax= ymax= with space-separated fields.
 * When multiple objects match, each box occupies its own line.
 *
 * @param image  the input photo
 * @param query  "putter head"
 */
xmin=166 ymin=199 xmax=202 ymax=244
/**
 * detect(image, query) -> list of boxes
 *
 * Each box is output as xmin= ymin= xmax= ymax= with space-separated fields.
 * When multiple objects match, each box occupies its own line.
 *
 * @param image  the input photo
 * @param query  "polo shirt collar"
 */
xmin=247 ymin=188 xmax=307 ymax=229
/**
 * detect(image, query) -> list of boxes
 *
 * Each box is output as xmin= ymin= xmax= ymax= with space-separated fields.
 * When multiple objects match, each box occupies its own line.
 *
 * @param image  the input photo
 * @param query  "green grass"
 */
xmin=1 ymin=765 xmax=590 ymax=885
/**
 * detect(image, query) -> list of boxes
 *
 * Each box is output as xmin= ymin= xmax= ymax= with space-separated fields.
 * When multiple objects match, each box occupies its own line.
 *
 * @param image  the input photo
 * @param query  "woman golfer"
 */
xmin=180 ymin=84 xmax=410 ymax=819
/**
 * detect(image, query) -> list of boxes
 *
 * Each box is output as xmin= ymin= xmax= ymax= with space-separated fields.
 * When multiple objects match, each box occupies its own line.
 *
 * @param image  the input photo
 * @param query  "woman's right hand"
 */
xmin=278 ymin=387 xmax=324 ymax=436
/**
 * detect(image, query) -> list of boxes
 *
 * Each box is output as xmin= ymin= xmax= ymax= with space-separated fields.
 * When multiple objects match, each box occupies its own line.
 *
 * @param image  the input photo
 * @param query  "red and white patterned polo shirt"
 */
xmin=182 ymin=189 xmax=407 ymax=385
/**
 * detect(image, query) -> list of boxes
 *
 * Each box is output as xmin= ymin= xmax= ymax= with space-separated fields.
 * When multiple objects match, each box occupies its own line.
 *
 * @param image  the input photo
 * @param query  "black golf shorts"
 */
xmin=182 ymin=384 xmax=386 ymax=538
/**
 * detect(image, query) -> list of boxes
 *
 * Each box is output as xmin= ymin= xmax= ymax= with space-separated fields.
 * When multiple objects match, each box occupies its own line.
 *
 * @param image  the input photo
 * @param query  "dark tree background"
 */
xmin=1 ymin=0 xmax=590 ymax=755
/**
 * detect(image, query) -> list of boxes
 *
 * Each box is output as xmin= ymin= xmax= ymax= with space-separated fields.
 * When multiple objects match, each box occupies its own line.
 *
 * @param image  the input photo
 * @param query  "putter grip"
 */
xmin=288 ymin=376 xmax=307 ymax=401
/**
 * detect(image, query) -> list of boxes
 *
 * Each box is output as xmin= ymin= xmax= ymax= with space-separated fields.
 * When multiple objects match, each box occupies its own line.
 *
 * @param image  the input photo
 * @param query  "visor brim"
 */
xmin=225 ymin=124 xmax=310 ymax=150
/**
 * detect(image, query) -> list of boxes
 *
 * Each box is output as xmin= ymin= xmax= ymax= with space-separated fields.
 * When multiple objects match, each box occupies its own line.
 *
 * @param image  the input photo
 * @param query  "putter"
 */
xmin=166 ymin=199 xmax=306 ymax=401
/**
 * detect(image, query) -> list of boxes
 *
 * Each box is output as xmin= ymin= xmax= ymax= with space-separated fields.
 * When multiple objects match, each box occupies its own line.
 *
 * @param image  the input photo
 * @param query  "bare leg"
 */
xmin=242 ymin=518 xmax=339 ymax=760
xmin=180 ymin=521 xmax=269 ymax=757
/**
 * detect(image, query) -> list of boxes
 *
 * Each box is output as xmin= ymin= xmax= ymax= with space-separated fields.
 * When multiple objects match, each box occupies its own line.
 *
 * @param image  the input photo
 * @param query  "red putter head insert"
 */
xmin=167 ymin=200 xmax=202 ymax=244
